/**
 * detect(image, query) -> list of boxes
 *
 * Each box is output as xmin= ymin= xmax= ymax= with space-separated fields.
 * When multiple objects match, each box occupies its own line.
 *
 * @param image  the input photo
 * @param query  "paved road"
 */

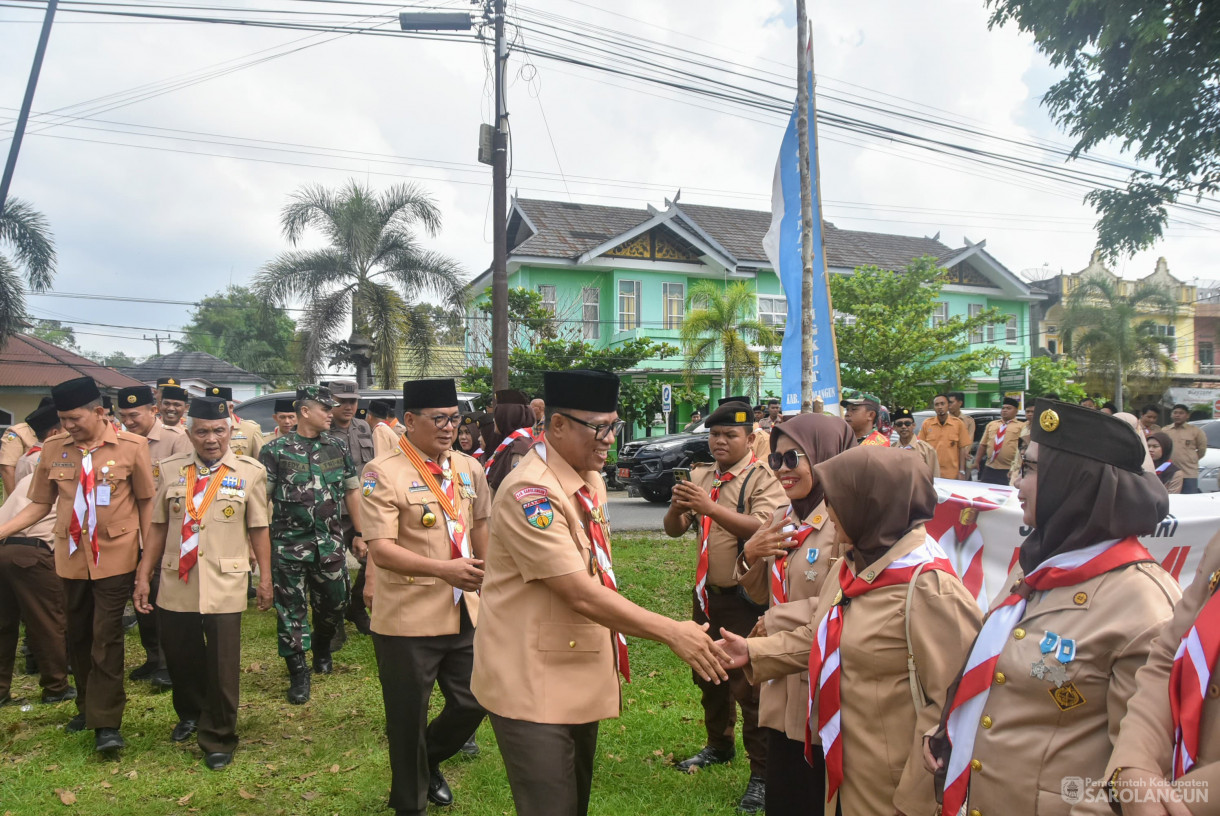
xmin=606 ymin=490 xmax=670 ymax=531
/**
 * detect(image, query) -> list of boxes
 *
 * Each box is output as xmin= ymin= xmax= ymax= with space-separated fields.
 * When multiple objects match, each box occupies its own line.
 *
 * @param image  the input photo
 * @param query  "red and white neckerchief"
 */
xmin=68 ymin=443 xmax=104 ymax=565
xmin=695 ymin=455 xmax=757 ymax=614
xmin=940 ymin=536 xmax=1154 ymax=815
xmin=990 ymin=421 xmax=1009 ymax=462
xmin=27 ymin=444 xmax=42 ymax=456
xmin=1156 ymin=461 xmax=1173 ymax=474
xmin=575 ymin=485 xmax=630 ymax=682
xmin=179 ymin=462 xmax=229 ymax=582
xmin=422 ymin=456 xmax=471 ymax=605
xmin=930 ymin=494 xmax=1001 ymax=611
xmin=484 ymin=426 xmax=535 ymax=470
xmin=770 ymin=505 xmax=815 ymax=607
xmin=1169 ymin=576 xmax=1220 ymax=779
xmin=807 ymin=536 xmax=955 ymax=797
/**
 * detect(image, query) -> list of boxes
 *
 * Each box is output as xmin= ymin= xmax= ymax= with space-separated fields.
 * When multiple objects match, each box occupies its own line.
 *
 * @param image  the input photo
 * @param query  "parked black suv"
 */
xmin=615 ymin=422 xmax=714 ymax=503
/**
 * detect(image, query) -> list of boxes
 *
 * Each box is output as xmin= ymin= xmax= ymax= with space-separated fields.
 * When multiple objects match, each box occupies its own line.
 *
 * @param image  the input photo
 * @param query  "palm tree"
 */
xmin=254 ymin=180 xmax=466 ymax=387
xmin=680 ymin=280 xmax=781 ymax=399
xmin=0 ymin=198 xmax=56 ymax=344
xmin=1060 ymin=274 xmax=1177 ymax=408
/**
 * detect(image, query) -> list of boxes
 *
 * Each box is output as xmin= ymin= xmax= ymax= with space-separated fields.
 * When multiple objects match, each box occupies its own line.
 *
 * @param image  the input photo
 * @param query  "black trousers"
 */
xmin=63 ymin=571 xmax=135 ymax=729
xmin=0 ymin=541 xmax=70 ymax=699
xmin=158 ymin=609 xmax=242 ymax=753
xmin=764 ymin=728 xmax=825 ymax=815
xmin=134 ymin=564 xmax=163 ymax=669
xmin=491 ymin=714 xmax=599 ymax=816
xmin=371 ymin=605 xmax=485 ymax=815
xmin=692 ymin=588 xmax=767 ymax=775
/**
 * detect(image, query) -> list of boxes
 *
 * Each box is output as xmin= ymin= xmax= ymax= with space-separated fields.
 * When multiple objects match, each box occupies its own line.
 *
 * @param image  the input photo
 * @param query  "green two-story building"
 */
xmin=465 ymin=197 xmax=1043 ymax=427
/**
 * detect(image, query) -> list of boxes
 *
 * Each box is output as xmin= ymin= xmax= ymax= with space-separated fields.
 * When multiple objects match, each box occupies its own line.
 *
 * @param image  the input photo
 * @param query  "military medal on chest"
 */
xmin=1031 ymin=629 xmax=1078 ymax=705
xmin=804 ymin=547 xmax=820 ymax=582
xmin=458 ymin=471 xmax=475 ymax=500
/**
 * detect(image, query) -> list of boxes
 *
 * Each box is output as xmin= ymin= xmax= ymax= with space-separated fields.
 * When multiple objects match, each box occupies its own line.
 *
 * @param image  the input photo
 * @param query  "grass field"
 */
xmin=0 ymin=532 xmax=758 ymax=815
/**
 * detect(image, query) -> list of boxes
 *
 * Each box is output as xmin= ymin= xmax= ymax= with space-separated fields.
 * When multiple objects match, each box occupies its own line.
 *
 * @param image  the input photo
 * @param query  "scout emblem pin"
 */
xmin=805 ymin=548 xmax=819 ymax=582
xmin=1031 ymin=631 xmax=1074 ymax=687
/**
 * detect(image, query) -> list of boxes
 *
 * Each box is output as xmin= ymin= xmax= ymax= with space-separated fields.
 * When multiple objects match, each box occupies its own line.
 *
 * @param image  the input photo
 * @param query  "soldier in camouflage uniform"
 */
xmin=258 ymin=385 xmax=365 ymax=704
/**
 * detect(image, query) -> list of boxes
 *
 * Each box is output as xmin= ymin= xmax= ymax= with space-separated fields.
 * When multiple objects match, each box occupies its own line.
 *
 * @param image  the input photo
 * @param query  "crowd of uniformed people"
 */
xmin=0 ymin=369 xmax=1215 ymax=816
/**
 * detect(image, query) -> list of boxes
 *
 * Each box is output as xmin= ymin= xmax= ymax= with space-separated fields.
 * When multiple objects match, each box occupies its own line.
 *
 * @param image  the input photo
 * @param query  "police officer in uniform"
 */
xmin=472 ymin=370 xmax=730 ymax=816
xmin=326 ymin=379 xmax=375 ymax=642
xmin=270 ymin=398 xmax=297 ymax=441
xmin=662 ymin=398 xmax=785 ymax=811
xmin=134 ymin=396 xmax=272 ymax=770
xmin=0 ymin=377 xmax=156 ymax=752
xmin=158 ymin=384 xmax=190 ymax=429
xmin=117 ymin=384 xmax=192 ymax=687
xmin=0 ymin=396 xmax=49 ymax=494
xmin=362 ymin=378 xmax=490 ymax=814
xmin=0 ymin=403 xmax=74 ymax=707
xmin=259 ymin=385 xmax=363 ymax=703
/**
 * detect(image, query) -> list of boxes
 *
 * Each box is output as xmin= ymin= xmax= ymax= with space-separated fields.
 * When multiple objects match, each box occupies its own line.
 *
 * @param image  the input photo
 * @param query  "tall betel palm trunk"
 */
xmin=1060 ymin=274 xmax=1176 ymax=408
xmin=255 ymin=180 xmax=466 ymax=387
xmin=0 ymin=198 xmax=56 ymax=344
xmin=680 ymin=280 xmax=780 ymax=400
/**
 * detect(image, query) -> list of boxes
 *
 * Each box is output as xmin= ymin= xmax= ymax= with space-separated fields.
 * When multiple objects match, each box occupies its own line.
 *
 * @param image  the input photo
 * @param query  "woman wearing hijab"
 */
xmin=454 ymin=415 xmax=484 ymax=460
xmin=925 ymin=399 xmax=1182 ymax=816
xmin=484 ymin=401 xmax=537 ymax=491
xmin=1147 ymin=431 xmax=1183 ymax=494
xmin=733 ymin=414 xmax=856 ymax=814
xmin=720 ymin=446 xmax=982 ymax=815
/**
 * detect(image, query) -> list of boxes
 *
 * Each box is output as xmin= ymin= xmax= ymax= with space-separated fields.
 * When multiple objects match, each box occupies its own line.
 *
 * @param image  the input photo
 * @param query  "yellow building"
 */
xmin=1037 ymin=254 xmax=1196 ymax=376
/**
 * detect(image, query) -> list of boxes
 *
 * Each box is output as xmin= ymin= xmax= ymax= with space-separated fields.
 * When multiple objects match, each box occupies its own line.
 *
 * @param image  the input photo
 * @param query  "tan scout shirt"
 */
xmin=362 ymin=441 xmax=490 ymax=637
xmin=751 ymin=427 xmax=771 ymax=461
xmin=471 ymin=445 xmax=620 ymax=725
xmin=0 ymin=423 xmax=37 ymax=468
xmin=897 ymin=438 xmax=941 ymax=481
xmin=1107 ymin=534 xmax=1220 ymax=813
xmin=0 ymin=472 xmax=55 ymax=544
xmin=1163 ymin=422 xmax=1209 ymax=478
xmin=735 ymin=501 xmax=844 ymax=740
xmin=919 ymin=415 xmax=971 ymax=479
xmin=953 ymin=410 xmax=976 ymax=441
xmin=153 ymin=450 xmax=269 ymax=614
xmin=964 ymin=560 xmax=1181 ymax=816
xmin=15 ymin=445 xmax=42 ymax=483
xmin=978 ymin=418 xmax=1025 ymax=474
xmin=372 ymin=422 xmax=400 ymax=458
xmin=145 ymin=419 xmax=192 ymax=486
xmin=746 ymin=526 xmax=982 ymax=816
xmin=29 ymin=426 xmax=156 ymax=580
xmin=682 ymin=453 xmax=786 ymax=589
xmin=228 ymin=418 xmax=264 ymax=459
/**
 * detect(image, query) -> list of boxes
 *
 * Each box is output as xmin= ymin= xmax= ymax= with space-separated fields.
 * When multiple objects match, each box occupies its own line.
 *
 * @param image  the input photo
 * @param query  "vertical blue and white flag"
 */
xmin=761 ymin=31 xmax=840 ymax=415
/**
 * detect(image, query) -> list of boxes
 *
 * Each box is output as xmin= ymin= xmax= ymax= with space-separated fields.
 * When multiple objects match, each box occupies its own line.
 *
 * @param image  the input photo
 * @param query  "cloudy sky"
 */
xmin=2 ymin=0 xmax=1214 ymax=367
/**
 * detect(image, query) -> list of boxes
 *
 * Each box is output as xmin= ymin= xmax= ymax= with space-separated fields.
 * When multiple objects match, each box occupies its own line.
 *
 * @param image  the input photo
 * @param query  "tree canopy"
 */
xmin=830 ymin=257 xmax=1004 ymax=409
xmin=28 ymin=318 xmax=77 ymax=351
xmin=680 ymin=280 xmax=780 ymax=398
xmin=176 ymin=286 xmax=298 ymax=387
xmin=987 ymin=0 xmax=1220 ymax=257
xmin=0 ymin=199 xmax=56 ymax=345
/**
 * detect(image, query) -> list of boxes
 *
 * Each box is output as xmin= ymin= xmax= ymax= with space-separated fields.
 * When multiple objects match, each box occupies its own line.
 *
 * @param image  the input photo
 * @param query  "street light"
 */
xmin=398 ymin=12 xmax=472 ymax=31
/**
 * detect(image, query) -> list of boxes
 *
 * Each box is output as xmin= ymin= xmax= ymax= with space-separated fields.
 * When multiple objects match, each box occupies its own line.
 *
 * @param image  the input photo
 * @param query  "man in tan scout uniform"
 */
xmin=473 ymin=369 xmax=730 ymax=816
xmin=362 ymin=378 xmax=490 ymax=815
xmin=1163 ymin=403 xmax=1209 ymax=494
xmin=157 ymin=383 xmax=189 ymax=429
xmin=0 ymin=398 xmax=47 ymax=494
xmin=368 ymin=399 xmax=405 ymax=457
xmin=0 ymin=376 xmax=156 ymax=753
xmin=662 ymin=397 xmax=785 ymax=812
xmin=202 ymin=386 xmax=263 ymax=459
xmin=134 ymin=396 xmax=272 ymax=771
xmin=920 ymin=392 xmax=972 ymax=479
xmin=117 ymin=384 xmax=192 ymax=688
xmin=976 ymin=397 xmax=1025 ymax=485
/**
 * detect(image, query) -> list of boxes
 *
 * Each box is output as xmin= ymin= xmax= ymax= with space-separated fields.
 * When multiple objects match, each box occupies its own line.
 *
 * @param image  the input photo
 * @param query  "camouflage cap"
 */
xmin=296 ymin=384 xmax=339 ymax=409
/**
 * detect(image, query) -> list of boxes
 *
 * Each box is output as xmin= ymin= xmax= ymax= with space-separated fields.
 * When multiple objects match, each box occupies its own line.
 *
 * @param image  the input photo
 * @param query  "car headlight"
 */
xmin=642 ymin=438 xmax=687 ymax=453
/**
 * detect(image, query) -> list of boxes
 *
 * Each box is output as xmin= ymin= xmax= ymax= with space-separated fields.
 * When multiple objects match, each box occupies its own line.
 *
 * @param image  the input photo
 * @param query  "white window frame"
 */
xmin=618 ymin=280 xmax=641 ymax=331
xmin=662 ymin=282 xmax=685 ymax=330
xmin=537 ymin=284 xmax=557 ymax=314
xmin=932 ymin=301 xmax=949 ymax=328
xmin=758 ymin=295 xmax=787 ymax=330
xmin=968 ymin=303 xmax=984 ymax=344
xmin=834 ymin=310 xmax=856 ymax=327
xmin=582 ymin=286 xmax=600 ymax=340
xmin=1005 ymin=314 xmax=1018 ymax=344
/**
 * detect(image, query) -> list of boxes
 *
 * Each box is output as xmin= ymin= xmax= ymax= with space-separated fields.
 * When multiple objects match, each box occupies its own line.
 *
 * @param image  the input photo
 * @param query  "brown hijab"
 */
xmin=1021 ymin=440 xmax=1168 ymax=571
xmin=813 ymin=446 xmax=937 ymax=567
xmin=770 ymin=413 xmax=857 ymax=519
xmin=493 ymin=403 xmax=533 ymax=439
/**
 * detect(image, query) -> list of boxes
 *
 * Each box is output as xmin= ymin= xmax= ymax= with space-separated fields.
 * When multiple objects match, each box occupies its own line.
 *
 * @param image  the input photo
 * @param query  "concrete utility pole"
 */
xmin=796 ymin=0 xmax=814 ymax=413
xmin=143 ymin=333 xmax=170 ymax=356
xmin=0 ymin=0 xmax=58 ymax=213
xmin=490 ymin=0 xmax=510 ymax=390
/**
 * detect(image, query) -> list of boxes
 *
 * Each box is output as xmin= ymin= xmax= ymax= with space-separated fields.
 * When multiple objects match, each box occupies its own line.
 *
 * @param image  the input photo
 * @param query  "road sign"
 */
xmin=661 ymin=384 xmax=672 ymax=413
xmin=998 ymin=367 xmax=1027 ymax=391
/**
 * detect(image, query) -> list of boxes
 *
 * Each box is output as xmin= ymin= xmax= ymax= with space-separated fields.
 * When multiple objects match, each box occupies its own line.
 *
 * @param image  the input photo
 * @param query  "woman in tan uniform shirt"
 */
xmin=734 ymin=413 xmax=856 ymax=814
xmin=721 ymin=447 xmax=983 ymax=816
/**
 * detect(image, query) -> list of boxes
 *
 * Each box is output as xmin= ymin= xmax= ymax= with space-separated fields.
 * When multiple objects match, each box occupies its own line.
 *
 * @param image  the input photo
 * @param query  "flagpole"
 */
xmin=796 ymin=0 xmax=814 ymax=412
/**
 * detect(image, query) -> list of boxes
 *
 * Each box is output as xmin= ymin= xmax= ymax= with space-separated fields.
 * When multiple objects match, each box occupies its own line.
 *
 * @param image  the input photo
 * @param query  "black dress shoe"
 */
xmin=171 ymin=719 xmax=197 ymax=742
xmin=737 ymin=775 xmax=766 ymax=813
xmin=41 ymin=687 xmax=77 ymax=704
xmin=459 ymin=737 xmax=480 ymax=757
xmin=65 ymin=713 xmax=87 ymax=733
xmin=95 ymin=728 xmax=125 ymax=752
xmin=129 ymin=661 xmax=157 ymax=681
xmin=427 ymin=768 xmax=454 ymax=806
xmin=150 ymin=669 xmax=173 ymax=690
xmin=204 ymin=751 xmax=232 ymax=770
xmin=674 ymin=744 xmax=736 ymax=772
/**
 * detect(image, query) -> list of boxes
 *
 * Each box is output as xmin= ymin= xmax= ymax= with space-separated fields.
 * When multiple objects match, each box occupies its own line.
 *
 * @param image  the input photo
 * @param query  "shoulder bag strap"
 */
xmin=905 ymin=561 xmax=931 ymax=710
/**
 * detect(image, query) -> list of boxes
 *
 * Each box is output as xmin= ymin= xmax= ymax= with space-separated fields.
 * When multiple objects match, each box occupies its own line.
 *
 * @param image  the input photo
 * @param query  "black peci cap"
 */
xmin=355 ymin=407 xmax=368 ymax=420
xmin=403 ymin=379 xmax=458 ymax=411
xmin=718 ymin=395 xmax=752 ymax=406
xmin=160 ymin=385 xmax=189 ymax=403
xmin=705 ymin=400 xmax=754 ymax=427
xmin=892 ymin=407 xmax=915 ymax=422
xmin=187 ymin=396 xmax=230 ymax=421
xmin=1031 ymin=398 xmax=1145 ymax=473
xmin=102 ymin=395 xmax=113 ymax=411
xmin=543 ymin=370 xmax=619 ymax=413
xmin=52 ymin=377 xmax=101 ymax=412
xmin=204 ymin=386 xmax=234 ymax=401
xmin=273 ymin=398 xmax=296 ymax=414
xmin=25 ymin=403 xmax=59 ymax=438
xmin=118 ymin=386 xmax=155 ymax=409
xmin=1002 ymin=396 xmax=1021 ymax=408
xmin=367 ymin=399 xmax=394 ymax=418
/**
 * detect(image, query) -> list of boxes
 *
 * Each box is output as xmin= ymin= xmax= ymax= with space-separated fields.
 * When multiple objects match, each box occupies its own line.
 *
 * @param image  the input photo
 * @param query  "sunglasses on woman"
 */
xmin=767 ymin=450 xmax=808 ymax=471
